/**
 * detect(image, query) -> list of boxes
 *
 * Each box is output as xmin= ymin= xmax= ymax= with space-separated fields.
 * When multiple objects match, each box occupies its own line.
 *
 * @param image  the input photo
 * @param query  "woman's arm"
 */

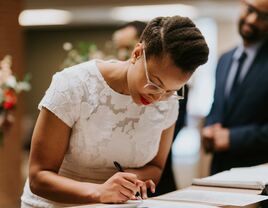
xmin=29 ymin=107 xmax=140 ymax=204
xmin=125 ymin=124 xmax=175 ymax=197
xmin=29 ymin=107 xmax=101 ymax=204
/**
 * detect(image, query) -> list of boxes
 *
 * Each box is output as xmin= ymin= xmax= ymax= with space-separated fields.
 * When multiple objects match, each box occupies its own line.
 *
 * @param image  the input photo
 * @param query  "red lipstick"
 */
xmin=140 ymin=96 xmax=151 ymax=105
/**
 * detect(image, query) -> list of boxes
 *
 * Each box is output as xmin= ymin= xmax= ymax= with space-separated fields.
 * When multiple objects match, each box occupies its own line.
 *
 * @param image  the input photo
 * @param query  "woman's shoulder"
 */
xmin=53 ymin=60 xmax=105 ymax=91
xmin=58 ymin=60 xmax=99 ymax=80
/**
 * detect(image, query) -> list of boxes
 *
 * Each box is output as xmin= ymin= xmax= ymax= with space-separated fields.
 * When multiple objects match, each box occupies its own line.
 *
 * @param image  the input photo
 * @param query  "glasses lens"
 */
xmin=144 ymin=84 xmax=164 ymax=94
xmin=247 ymin=5 xmax=254 ymax=14
xmin=258 ymin=13 xmax=268 ymax=21
xmin=171 ymin=87 xmax=185 ymax=100
xmin=246 ymin=3 xmax=268 ymax=21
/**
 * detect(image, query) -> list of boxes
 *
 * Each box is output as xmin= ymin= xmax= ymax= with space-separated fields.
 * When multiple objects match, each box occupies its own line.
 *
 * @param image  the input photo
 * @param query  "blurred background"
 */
xmin=0 ymin=0 xmax=242 ymax=207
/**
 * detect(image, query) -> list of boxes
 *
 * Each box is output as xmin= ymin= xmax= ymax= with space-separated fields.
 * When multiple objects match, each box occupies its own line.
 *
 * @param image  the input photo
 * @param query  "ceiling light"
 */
xmin=111 ymin=4 xmax=198 ymax=22
xmin=19 ymin=9 xmax=72 ymax=26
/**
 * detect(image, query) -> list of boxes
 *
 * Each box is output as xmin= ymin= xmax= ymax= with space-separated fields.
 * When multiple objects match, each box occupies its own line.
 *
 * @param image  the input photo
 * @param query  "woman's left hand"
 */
xmin=137 ymin=179 xmax=155 ymax=199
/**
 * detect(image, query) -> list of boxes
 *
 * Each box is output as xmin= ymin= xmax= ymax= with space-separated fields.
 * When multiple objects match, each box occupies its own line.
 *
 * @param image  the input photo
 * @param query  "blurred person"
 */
xmin=113 ymin=21 xmax=147 ymax=60
xmin=21 ymin=16 xmax=209 ymax=207
xmin=202 ymin=0 xmax=268 ymax=174
xmin=113 ymin=20 xmax=189 ymax=196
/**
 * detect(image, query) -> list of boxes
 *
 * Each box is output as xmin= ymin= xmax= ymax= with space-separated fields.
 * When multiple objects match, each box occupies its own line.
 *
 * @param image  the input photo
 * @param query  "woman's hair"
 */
xmin=140 ymin=16 xmax=209 ymax=72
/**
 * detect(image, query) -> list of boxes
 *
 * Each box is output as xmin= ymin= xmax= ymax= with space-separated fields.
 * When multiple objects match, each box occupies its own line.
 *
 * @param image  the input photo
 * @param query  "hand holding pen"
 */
xmin=114 ymin=161 xmax=142 ymax=200
xmin=114 ymin=161 xmax=156 ymax=200
xmin=96 ymin=162 xmax=143 ymax=203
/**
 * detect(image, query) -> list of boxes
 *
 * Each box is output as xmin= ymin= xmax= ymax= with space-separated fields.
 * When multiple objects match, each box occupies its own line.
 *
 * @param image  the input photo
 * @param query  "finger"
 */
xmin=116 ymin=191 xmax=130 ymax=203
xmin=112 ymin=173 xmax=137 ymax=193
xmin=121 ymin=178 xmax=140 ymax=195
xmin=146 ymin=180 xmax=155 ymax=193
xmin=201 ymin=128 xmax=209 ymax=137
xmin=140 ymin=183 xmax=148 ymax=199
xmin=136 ymin=180 xmax=144 ymax=187
xmin=114 ymin=172 xmax=139 ymax=189
xmin=119 ymin=186 xmax=136 ymax=200
xmin=134 ymin=180 xmax=144 ymax=199
xmin=120 ymin=172 xmax=138 ymax=184
xmin=202 ymin=126 xmax=213 ymax=137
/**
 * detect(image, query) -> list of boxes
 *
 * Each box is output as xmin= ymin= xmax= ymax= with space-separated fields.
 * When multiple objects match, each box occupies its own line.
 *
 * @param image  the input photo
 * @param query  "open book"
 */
xmin=155 ymin=189 xmax=268 ymax=207
xmin=193 ymin=164 xmax=268 ymax=190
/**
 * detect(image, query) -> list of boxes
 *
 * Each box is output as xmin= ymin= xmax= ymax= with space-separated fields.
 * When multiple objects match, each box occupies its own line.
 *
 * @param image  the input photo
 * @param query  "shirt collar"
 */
xmin=233 ymin=41 xmax=263 ymax=61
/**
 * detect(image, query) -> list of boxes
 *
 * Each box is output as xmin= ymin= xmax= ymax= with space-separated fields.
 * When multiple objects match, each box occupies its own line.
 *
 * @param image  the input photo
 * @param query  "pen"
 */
xmin=113 ymin=161 xmax=142 ymax=200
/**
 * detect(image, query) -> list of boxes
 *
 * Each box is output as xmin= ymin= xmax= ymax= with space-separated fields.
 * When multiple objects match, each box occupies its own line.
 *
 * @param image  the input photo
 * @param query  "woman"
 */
xmin=21 ymin=16 xmax=209 ymax=207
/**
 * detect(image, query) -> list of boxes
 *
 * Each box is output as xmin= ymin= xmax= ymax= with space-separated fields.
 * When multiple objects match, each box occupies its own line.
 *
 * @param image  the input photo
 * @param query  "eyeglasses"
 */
xmin=244 ymin=1 xmax=268 ymax=22
xmin=142 ymin=49 xmax=184 ymax=100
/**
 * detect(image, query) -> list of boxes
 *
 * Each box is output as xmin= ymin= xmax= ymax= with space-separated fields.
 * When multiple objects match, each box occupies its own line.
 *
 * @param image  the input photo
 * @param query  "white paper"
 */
xmin=70 ymin=199 xmax=220 ymax=208
xmin=155 ymin=189 xmax=268 ymax=206
xmin=69 ymin=200 xmax=142 ymax=208
xmin=140 ymin=199 xmax=220 ymax=208
xmin=193 ymin=164 xmax=268 ymax=190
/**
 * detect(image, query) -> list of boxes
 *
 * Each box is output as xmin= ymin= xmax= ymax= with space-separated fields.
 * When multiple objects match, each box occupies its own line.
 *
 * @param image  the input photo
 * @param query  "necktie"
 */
xmin=229 ymin=51 xmax=247 ymax=97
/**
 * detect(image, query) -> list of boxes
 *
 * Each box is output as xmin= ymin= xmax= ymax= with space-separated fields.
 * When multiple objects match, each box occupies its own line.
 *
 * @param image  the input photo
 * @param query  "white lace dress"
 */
xmin=21 ymin=60 xmax=179 ymax=208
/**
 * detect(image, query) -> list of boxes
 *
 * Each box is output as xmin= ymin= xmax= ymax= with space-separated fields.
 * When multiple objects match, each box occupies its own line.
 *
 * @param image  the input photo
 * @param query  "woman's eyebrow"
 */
xmin=151 ymin=74 xmax=180 ymax=92
xmin=151 ymin=73 xmax=165 ymax=88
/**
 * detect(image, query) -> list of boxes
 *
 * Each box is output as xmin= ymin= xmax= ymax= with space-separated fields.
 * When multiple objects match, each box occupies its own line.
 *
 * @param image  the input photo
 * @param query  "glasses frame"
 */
xmin=142 ymin=48 xmax=184 ymax=101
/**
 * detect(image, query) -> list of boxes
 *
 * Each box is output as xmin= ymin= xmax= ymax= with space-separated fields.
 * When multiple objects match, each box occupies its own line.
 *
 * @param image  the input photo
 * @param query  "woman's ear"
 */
xmin=130 ymin=43 xmax=143 ymax=63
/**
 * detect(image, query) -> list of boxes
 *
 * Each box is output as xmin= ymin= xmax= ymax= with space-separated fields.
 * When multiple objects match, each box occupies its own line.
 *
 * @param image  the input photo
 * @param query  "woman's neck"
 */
xmin=98 ymin=60 xmax=130 ymax=95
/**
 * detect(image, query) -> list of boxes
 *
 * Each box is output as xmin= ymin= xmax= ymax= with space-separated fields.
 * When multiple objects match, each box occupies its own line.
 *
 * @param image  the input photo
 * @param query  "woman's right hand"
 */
xmin=96 ymin=172 xmax=142 ymax=203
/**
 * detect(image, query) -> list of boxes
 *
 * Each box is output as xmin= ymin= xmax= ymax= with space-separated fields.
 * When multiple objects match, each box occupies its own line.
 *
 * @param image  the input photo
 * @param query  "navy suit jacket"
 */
xmin=206 ymin=40 xmax=268 ymax=174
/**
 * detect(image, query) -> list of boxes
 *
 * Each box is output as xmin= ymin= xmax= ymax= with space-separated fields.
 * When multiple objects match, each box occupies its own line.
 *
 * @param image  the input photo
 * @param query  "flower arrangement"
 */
xmin=0 ymin=55 xmax=31 ymax=145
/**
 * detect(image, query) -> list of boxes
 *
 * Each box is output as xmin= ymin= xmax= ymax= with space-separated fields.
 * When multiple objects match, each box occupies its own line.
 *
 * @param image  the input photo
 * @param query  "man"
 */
xmin=113 ymin=21 xmax=147 ymax=60
xmin=202 ymin=0 xmax=268 ymax=175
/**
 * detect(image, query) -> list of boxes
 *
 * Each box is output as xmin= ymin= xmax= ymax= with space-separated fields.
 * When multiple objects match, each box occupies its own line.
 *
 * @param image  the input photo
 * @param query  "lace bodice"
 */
xmin=21 ymin=60 xmax=179 ymax=207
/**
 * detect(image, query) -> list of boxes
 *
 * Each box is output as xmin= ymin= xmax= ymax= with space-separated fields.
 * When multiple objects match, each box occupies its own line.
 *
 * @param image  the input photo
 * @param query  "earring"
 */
xmin=131 ymin=56 xmax=136 ymax=64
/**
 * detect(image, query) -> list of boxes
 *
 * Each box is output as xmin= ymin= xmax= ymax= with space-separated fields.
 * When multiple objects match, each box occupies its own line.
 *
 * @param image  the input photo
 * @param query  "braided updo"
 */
xmin=140 ymin=16 xmax=209 ymax=72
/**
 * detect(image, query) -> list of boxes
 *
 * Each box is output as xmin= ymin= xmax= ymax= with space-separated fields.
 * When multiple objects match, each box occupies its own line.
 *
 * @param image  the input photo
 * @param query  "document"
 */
xmin=155 ymin=189 xmax=268 ymax=206
xmin=140 ymin=199 xmax=220 ymax=208
xmin=70 ymin=200 xmax=142 ymax=208
xmin=193 ymin=164 xmax=268 ymax=190
xmin=75 ymin=199 xmax=220 ymax=208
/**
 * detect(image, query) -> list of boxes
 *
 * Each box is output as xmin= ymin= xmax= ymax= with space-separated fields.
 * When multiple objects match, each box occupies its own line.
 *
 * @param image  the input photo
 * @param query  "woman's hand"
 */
xmin=97 ymin=172 xmax=142 ymax=203
xmin=138 ymin=179 xmax=155 ymax=199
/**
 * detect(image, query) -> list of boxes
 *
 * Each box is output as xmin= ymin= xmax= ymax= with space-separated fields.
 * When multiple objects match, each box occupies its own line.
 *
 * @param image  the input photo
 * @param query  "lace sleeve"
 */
xmin=38 ymin=71 xmax=81 ymax=127
xmin=163 ymin=99 xmax=179 ymax=129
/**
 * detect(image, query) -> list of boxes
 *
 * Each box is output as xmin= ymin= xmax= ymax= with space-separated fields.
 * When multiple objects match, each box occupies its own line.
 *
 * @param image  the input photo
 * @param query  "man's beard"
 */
xmin=238 ymin=19 xmax=262 ymax=43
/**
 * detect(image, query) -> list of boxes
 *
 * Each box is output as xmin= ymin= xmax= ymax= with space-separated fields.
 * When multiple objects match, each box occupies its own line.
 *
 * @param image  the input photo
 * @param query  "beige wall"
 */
xmin=24 ymin=26 xmax=117 ymax=120
xmin=217 ymin=20 xmax=240 ymax=56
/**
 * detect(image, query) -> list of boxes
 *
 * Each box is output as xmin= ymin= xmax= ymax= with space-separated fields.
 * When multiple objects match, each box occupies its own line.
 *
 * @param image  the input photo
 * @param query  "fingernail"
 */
xmin=136 ymin=196 xmax=142 ymax=200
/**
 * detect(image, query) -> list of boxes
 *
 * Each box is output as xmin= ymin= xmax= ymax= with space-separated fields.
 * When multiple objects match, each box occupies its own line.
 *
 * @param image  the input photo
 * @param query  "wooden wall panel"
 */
xmin=0 ymin=0 xmax=24 ymax=207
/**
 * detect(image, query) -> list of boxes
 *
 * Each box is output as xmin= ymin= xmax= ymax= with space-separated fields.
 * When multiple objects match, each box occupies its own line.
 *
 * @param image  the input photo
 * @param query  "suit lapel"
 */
xmin=224 ymin=41 xmax=268 ymax=119
xmin=220 ymin=51 xmax=235 ymax=117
